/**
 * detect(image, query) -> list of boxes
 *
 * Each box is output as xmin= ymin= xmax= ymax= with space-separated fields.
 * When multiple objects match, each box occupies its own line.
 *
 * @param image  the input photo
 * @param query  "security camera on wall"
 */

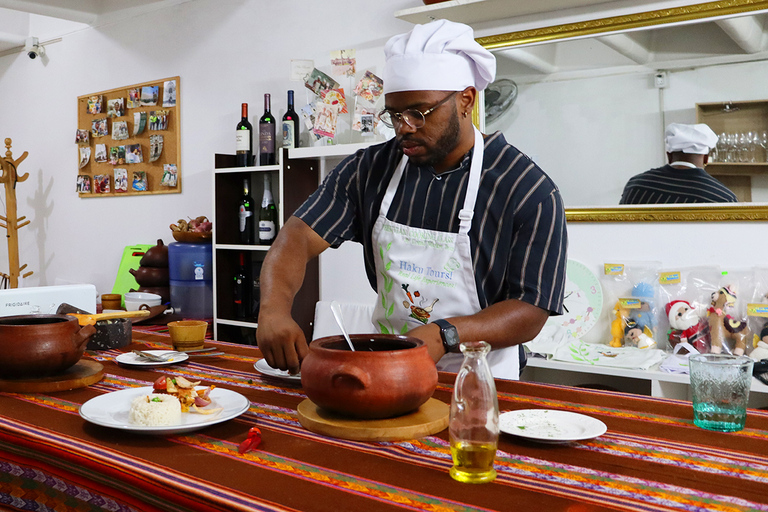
xmin=24 ymin=37 xmax=45 ymax=60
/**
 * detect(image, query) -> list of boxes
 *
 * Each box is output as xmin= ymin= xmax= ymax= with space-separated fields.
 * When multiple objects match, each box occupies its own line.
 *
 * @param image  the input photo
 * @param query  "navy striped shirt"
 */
xmin=619 ymin=165 xmax=738 ymax=204
xmin=294 ymin=131 xmax=568 ymax=315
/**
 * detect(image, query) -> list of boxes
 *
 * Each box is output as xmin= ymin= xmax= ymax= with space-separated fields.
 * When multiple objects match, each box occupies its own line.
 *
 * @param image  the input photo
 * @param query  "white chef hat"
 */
xmin=383 ymin=19 xmax=496 ymax=94
xmin=665 ymin=123 xmax=718 ymax=154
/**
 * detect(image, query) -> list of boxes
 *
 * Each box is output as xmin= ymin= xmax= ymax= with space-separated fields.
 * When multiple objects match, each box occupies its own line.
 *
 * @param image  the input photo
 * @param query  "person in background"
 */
xmin=620 ymin=123 xmax=738 ymax=204
xmin=256 ymin=19 xmax=568 ymax=380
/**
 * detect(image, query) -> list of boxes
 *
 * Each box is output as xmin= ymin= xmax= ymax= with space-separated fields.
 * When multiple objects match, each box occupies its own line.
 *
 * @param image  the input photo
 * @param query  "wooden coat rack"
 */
xmin=0 ymin=138 xmax=33 ymax=288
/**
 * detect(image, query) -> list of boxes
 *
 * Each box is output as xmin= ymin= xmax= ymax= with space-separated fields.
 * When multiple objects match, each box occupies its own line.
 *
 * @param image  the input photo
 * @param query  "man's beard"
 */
xmin=400 ymin=103 xmax=461 ymax=169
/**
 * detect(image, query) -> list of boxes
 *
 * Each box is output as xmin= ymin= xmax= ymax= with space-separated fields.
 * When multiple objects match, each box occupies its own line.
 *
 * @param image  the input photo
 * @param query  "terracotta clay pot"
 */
xmin=130 ymin=266 xmax=170 ymax=287
xmin=300 ymin=334 xmax=438 ymax=419
xmin=0 ymin=315 xmax=97 ymax=378
xmin=139 ymin=239 xmax=169 ymax=268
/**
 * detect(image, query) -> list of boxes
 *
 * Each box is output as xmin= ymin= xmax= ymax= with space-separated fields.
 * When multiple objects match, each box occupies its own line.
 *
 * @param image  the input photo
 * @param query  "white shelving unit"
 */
xmin=394 ymin=0 xmax=611 ymax=25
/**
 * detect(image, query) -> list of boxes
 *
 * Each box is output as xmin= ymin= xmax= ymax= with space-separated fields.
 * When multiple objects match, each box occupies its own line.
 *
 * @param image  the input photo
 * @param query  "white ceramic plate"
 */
xmin=254 ymin=358 xmax=301 ymax=381
xmin=499 ymin=409 xmax=607 ymax=443
xmin=115 ymin=350 xmax=189 ymax=367
xmin=79 ymin=386 xmax=250 ymax=435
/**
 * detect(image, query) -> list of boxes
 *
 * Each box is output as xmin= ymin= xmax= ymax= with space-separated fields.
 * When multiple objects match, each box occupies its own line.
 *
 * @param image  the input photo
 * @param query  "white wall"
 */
xmin=0 ymin=0 xmax=414 ymax=298
xmin=1 ymin=0 xmax=767 ymax=322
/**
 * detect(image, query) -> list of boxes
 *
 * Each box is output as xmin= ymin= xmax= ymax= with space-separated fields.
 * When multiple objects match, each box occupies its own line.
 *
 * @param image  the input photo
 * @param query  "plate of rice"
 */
xmin=79 ymin=386 xmax=250 ymax=435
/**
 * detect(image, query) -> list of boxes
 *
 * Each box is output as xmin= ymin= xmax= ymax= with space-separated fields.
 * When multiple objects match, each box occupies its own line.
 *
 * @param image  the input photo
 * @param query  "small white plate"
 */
xmin=115 ymin=350 xmax=189 ymax=367
xmin=79 ymin=386 xmax=250 ymax=435
xmin=499 ymin=409 xmax=607 ymax=443
xmin=254 ymin=358 xmax=301 ymax=381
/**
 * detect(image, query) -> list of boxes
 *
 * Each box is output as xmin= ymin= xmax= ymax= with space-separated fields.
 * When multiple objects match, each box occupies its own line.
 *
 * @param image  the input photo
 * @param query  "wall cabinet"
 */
xmin=212 ymin=150 xmax=320 ymax=344
xmin=697 ymin=100 xmax=768 ymax=202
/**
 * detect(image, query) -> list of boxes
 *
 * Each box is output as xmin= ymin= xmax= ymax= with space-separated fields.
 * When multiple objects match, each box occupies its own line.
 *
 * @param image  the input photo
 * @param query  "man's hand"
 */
xmin=256 ymin=310 xmax=308 ymax=374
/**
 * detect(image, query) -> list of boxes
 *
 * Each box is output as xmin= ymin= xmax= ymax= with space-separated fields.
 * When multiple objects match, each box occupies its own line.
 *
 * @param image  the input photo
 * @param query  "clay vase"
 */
xmin=0 ymin=315 xmax=96 ymax=378
xmin=300 ymin=334 xmax=438 ymax=419
xmin=130 ymin=266 xmax=170 ymax=287
xmin=140 ymin=239 xmax=169 ymax=267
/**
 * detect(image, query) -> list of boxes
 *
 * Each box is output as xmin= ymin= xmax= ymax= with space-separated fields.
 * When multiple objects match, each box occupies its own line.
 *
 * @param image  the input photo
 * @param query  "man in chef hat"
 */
xmin=256 ymin=20 xmax=568 ymax=380
xmin=620 ymin=123 xmax=737 ymax=204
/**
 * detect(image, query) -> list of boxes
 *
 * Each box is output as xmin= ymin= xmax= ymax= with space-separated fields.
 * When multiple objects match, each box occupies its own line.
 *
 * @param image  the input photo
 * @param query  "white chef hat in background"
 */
xmin=665 ymin=123 xmax=718 ymax=154
xmin=383 ymin=19 xmax=496 ymax=94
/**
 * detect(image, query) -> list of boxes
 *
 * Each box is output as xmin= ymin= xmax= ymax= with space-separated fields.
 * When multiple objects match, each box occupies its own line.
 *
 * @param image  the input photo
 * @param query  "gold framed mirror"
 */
xmin=476 ymin=0 xmax=768 ymax=221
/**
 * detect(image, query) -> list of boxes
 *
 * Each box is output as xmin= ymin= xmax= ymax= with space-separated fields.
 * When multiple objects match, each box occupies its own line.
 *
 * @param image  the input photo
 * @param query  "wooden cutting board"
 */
xmin=297 ymin=398 xmax=449 ymax=442
xmin=0 ymin=359 xmax=104 ymax=393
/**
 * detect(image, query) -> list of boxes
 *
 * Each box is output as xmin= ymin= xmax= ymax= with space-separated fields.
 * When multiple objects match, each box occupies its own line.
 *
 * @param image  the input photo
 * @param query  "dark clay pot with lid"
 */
xmin=139 ymin=239 xmax=169 ymax=268
xmin=300 ymin=334 xmax=438 ymax=419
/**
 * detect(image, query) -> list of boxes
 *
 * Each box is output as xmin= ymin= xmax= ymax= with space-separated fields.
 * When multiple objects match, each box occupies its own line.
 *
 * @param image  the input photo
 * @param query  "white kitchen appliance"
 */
xmin=0 ymin=284 xmax=97 ymax=317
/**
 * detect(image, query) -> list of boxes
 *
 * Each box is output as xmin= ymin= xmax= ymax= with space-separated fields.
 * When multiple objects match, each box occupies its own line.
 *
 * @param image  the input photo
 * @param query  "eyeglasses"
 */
xmin=377 ymin=91 xmax=459 ymax=129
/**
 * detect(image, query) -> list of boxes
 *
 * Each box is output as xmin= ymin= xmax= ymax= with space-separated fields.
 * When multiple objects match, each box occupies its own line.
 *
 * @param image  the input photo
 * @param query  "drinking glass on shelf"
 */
xmin=726 ymin=133 xmax=738 ymax=162
xmin=737 ymin=132 xmax=749 ymax=162
xmin=715 ymin=133 xmax=728 ymax=163
xmin=761 ymin=131 xmax=768 ymax=163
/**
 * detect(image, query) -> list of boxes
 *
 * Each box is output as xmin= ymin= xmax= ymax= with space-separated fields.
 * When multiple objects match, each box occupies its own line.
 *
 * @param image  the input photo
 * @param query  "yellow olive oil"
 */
xmin=449 ymin=440 xmax=497 ymax=483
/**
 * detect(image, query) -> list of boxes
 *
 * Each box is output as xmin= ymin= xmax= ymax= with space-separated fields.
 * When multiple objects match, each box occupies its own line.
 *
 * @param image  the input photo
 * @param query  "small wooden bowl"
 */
xmin=172 ymin=231 xmax=212 ymax=244
xmin=167 ymin=320 xmax=207 ymax=351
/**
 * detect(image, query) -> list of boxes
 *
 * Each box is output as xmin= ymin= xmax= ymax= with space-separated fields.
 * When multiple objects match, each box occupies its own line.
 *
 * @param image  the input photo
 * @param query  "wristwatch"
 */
xmin=433 ymin=319 xmax=460 ymax=353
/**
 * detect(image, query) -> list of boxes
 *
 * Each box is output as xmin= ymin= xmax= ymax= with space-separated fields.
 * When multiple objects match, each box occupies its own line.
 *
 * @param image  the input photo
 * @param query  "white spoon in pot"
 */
xmin=330 ymin=301 xmax=355 ymax=351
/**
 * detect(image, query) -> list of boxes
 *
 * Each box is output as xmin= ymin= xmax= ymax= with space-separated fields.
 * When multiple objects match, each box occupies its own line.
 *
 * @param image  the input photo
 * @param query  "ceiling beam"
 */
xmin=596 ymin=33 xmax=652 ymax=65
xmin=497 ymin=48 xmax=558 ymax=75
xmin=715 ymin=15 xmax=767 ymax=54
xmin=0 ymin=0 xmax=98 ymax=24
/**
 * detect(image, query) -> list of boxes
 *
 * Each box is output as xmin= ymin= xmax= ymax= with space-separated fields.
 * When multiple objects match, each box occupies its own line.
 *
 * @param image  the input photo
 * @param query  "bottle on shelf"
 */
xmin=235 ymin=103 xmax=253 ymax=167
xmin=233 ymin=252 xmax=252 ymax=320
xmin=259 ymin=173 xmax=278 ymax=245
xmin=282 ymin=90 xmax=300 ymax=150
xmin=238 ymin=177 xmax=255 ymax=244
xmin=259 ymin=93 xmax=276 ymax=165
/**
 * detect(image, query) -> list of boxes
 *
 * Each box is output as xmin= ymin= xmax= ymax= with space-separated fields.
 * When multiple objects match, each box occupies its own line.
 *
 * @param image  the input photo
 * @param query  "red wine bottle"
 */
xmin=235 ymin=103 xmax=253 ymax=167
xmin=259 ymin=94 xmax=276 ymax=165
xmin=282 ymin=90 xmax=300 ymax=149
xmin=238 ymin=178 xmax=255 ymax=244
xmin=233 ymin=252 xmax=252 ymax=320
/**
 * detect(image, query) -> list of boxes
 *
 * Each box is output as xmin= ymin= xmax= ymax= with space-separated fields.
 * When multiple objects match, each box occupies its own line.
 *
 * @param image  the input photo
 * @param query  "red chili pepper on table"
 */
xmin=238 ymin=427 xmax=262 ymax=454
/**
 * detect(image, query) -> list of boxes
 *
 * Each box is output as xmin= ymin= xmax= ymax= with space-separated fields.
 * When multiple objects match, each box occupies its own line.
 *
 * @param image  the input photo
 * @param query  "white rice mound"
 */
xmin=129 ymin=393 xmax=182 ymax=426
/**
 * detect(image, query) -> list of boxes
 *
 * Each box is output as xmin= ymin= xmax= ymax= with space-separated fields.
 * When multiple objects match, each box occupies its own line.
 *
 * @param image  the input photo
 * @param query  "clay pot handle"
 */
xmin=330 ymin=364 xmax=370 ymax=391
xmin=72 ymin=324 xmax=97 ymax=350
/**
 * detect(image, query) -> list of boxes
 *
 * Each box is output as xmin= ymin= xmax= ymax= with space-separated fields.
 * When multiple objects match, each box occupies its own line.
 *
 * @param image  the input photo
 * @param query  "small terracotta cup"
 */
xmin=101 ymin=293 xmax=123 ymax=311
xmin=167 ymin=320 xmax=207 ymax=351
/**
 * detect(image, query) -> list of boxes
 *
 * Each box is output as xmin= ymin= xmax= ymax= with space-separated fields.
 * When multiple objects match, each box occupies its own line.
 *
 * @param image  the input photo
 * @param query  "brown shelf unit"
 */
xmin=212 ymin=149 xmax=320 ymax=345
xmin=697 ymin=99 xmax=768 ymax=202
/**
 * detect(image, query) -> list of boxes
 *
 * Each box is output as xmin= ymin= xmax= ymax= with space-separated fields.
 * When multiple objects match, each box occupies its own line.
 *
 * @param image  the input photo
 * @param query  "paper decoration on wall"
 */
xmin=109 ymin=146 xmax=126 ymax=165
xmin=132 ymin=171 xmax=148 ymax=191
xmin=133 ymin=112 xmax=147 ymax=135
xmin=355 ymin=71 xmax=383 ymax=104
xmin=114 ymin=168 xmax=128 ymax=192
xmin=125 ymin=144 xmax=143 ymax=164
xmin=290 ymin=59 xmax=314 ymax=81
xmin=353 ymin=103 xmax=377 ymax=134
xmin=78 ymin=147 xmax=91 ymax=169
xmin=161 ymin=164 xmax=177 ymax=186
xmin=140 ymin=86 xmax=159 ymax=106
xmin=87 ymin=95 xmax=103 ymax=114
xmin=305 ymin=68 xmax=339 ymax=96
xmin=149 ymin=111 xmax=168 ymax=130
xmin=112 ymin=121 xmax=129 ymax=140
xmin=163 ymin=80 xmax=177 ymax=107
xmin=94 ymin=144 xmax=107 ymax=163
xmin=313 ymin=103 xmax=339 ymax=138
xmin=75 ymin=129 xmax=89 ymax=144
xmin=91 ymin=118 xmax=108 ymax=137
xmin=321 ymin=89 xmax=348 ymax=114
xmin=149 ymin=134 xmax=163 ymax=162
xmin=331 ymin=49 xmax=356 ymax=77
xmin=94 ymin=174 xmax=110 ymax=193
xmin=127 ymin=88 xmax=140 ymax=108
xmin=76 ymin=175 xmax=91 ymax=193
xmin=107 ymin=98 xmax=125 ymax=117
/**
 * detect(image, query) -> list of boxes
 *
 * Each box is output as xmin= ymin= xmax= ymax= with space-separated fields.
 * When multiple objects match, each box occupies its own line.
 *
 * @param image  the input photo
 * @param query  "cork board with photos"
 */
xmin=76 ymin=76 xmax=180 ymax=197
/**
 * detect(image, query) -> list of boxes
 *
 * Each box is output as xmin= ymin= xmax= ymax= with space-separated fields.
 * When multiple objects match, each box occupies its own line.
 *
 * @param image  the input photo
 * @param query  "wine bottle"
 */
xmin=259 ymin=173 xmax=278 ymax=245
xmin=259 ymin=93 xmax=276 ymax=165
xmin=233 ymin=252 xmax=252 ymax=320
xmin=238 ymin=178 xmax=255 ymax=244
xmin=282 ymin=90 xmax=300 ymax=149
xmin=235 ymin=103 xmax=253 ymax=167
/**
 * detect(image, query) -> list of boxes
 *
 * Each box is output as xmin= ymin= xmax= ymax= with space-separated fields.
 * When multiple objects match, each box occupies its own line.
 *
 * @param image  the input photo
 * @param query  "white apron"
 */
xmin=370 ymin=127 xmax=520 ymax=380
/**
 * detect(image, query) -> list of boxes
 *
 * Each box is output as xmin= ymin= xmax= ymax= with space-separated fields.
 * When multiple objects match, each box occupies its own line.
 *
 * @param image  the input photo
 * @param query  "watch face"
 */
xmin=546 ymin=260 xmax=603 ymax=339
xmin=445 ymin=327 xmax=460 ymax=347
